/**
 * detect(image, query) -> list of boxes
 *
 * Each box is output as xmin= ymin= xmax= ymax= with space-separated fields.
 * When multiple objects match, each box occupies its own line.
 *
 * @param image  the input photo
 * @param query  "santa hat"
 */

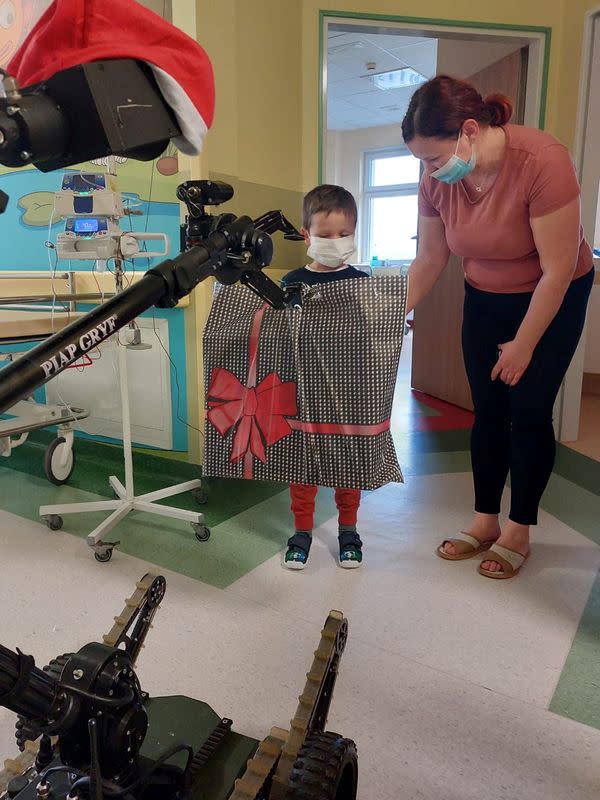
xmin=8 ymin=0 xmax=215 ymax=156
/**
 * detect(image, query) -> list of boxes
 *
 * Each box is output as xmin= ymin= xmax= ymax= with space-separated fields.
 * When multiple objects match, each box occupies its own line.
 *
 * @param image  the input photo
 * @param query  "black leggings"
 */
xmin=462 ymin=269 xmax=593 ymax=526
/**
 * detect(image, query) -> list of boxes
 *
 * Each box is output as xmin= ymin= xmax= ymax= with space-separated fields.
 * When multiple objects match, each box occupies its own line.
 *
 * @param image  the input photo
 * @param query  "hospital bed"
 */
xmin=0 ymin=272 xmax=90 ymax=485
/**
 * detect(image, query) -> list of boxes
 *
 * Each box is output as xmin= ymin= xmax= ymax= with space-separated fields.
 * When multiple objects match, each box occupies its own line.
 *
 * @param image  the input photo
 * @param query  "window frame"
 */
xmin=361 ymin=145 xmax=420 ymax=266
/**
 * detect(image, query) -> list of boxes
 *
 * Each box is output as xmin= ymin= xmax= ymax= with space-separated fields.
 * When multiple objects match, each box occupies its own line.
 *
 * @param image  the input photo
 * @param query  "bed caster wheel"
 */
xmin=94 ymin=548 xmax=113 ymax=563
xmin=43 ymin=515 xmax=63 ymax=531
xmin=44 ymin=437 xmax=75 ymax=485
xmin=193 ymin=488 xmax=208 ymax=505
xmin=192 ymin=523 xmax=211 ymax=542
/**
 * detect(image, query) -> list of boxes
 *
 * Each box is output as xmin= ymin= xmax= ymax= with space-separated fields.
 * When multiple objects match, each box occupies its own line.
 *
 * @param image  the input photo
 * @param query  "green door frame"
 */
xmin=318 ymin=10 xmax=552 ymax=183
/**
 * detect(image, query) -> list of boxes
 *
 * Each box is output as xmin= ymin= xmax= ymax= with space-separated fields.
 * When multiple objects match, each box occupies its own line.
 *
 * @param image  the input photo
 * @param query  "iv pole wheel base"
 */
xmin=44 ymin=436 xmax=75 ymax=485
xmin=286 ymin=732 xmax=358 ymax=800
xmin=192 ymin=523 xmax=211 ymax=542
xmin=42 ymin=514 xmax=63 ymax=532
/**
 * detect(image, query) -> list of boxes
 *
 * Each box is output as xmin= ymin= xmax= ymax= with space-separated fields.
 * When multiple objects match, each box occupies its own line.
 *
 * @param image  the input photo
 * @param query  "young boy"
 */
xmin=281 ymin=184 xmax=368 ymax=571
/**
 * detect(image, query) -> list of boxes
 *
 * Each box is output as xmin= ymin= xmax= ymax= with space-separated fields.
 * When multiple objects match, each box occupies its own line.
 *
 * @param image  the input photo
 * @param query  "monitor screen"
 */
xmin=71 ymin=174 xmax=104 ymax=193
xmin=74 ymin=218 xmax=100 ymax=234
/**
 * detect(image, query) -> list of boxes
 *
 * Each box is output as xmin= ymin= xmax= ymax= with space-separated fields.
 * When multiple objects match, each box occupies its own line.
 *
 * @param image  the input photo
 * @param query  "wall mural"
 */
xmin=0 ymin=0 xmax=48 ymax=68
xmin=0 ymin=156 xmax=182 ymax=269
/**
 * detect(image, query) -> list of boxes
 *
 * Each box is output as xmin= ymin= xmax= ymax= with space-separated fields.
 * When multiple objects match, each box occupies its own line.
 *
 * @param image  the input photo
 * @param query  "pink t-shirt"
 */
xmin=418 ymin=124 xmax=593 ymax=293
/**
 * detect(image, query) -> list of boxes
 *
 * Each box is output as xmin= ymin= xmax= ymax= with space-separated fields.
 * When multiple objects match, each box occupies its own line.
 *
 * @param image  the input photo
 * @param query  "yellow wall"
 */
xmin=197 ymin=0 xmax=307 ymax=270
xmin=556 ymin=0 xmax=598 ymax=150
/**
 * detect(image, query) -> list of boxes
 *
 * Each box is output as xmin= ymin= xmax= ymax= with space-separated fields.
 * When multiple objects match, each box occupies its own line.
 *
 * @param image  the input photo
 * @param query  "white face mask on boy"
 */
xmin=307 ymin=234 xmax=355 ymax=268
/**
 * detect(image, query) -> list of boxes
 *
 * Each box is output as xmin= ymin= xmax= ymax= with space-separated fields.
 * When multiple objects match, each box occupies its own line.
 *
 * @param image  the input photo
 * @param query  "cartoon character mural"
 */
xmin=0 ymin=0 xmax=50 ymax=68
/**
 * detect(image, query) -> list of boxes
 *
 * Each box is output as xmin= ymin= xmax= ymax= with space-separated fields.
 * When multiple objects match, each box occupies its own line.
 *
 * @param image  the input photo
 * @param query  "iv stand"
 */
xmin=39 ymin=161 xmax=209 ymax=563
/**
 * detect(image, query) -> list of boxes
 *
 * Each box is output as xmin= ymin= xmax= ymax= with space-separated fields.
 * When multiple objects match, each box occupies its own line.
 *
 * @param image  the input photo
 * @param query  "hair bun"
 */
xmin=484 ymin=93 xmax=513 ymax=126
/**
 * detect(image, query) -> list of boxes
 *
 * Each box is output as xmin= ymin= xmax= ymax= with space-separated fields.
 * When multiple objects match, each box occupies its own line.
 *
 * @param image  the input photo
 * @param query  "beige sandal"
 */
xmin=478 ymin=543 xmax=529 ymax=579
xmin=436 ymin=532 xmax=496 ymax=561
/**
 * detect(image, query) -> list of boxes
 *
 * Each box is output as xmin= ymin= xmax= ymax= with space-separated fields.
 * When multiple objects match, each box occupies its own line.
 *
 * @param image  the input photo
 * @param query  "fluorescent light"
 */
xmin=329 ymin=40 xmax=365 ymax=55
xmin=371 ymin=68 xmax=426 ymax=90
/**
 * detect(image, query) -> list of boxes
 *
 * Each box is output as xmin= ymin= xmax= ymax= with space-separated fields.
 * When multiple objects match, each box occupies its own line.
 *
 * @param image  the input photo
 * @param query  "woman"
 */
xmin=403 ymin=75 xmax=594 ymax=579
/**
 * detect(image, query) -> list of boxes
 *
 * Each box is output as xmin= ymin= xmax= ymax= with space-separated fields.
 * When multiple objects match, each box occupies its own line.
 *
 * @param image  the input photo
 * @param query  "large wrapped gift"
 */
xmin=203 ymin=275 xmax=407 ymax=490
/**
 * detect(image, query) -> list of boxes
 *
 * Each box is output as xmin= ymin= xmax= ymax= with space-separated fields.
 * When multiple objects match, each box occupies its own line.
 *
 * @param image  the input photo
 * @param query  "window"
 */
xmin=362 ymin=147 xmax=420 ymax=267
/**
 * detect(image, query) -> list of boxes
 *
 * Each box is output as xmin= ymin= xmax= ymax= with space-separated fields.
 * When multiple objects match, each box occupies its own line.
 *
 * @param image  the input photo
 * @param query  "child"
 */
xmin=281 ymin=184 xmax=368 ymax=571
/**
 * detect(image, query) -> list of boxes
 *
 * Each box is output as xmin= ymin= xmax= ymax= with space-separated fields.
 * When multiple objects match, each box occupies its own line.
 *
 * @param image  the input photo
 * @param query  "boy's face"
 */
xmin=301 ymin=210 xmax=355 ymax=245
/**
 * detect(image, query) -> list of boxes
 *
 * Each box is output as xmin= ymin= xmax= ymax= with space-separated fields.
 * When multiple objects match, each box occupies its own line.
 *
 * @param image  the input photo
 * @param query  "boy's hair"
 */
xmin=302 ymin=184 xmax=357 ymax=230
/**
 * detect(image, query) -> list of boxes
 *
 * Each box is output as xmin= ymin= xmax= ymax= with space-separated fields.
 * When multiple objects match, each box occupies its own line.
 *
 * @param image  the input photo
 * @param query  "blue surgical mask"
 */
xmin=430 ymin=132 xmax=476 ymax=184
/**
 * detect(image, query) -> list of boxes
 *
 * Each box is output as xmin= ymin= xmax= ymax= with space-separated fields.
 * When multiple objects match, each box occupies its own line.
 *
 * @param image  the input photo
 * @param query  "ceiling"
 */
xmin=326 ymin=28 xmax=524 ymax=131
xmin=327 ymin=31 xmax=438 ymax=131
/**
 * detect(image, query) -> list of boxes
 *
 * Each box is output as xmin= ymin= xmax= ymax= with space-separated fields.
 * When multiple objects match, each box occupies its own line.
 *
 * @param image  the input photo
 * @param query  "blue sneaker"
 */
xmin=338 ymin=530 xmax=363 ymax=569
xmin=283 ymin=531 xmax=312 ymax=571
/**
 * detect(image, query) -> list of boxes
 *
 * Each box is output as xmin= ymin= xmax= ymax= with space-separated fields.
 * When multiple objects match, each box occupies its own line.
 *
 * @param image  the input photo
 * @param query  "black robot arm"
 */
xmin=253 ymin=210 xmax=304 ymax=241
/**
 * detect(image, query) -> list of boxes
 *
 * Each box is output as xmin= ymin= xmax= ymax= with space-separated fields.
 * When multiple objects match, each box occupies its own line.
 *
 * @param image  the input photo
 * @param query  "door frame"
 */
xmin=318 ymin=11 xmax=552 ymax=183
xmin=559 ymin=6 xmax=600 ymax=442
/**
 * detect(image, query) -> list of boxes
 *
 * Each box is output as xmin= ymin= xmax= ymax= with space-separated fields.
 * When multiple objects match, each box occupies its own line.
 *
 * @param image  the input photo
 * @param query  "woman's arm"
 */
xmin=491 ymin=197 xmax=581 ymax=386
xmin=406 ymin=215 xmax=451 ymax=313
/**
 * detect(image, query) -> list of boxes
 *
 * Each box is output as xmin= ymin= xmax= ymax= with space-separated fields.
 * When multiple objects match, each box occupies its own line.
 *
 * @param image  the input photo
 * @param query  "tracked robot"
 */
xmin=0 ymin=575 xmax=357 ymax=799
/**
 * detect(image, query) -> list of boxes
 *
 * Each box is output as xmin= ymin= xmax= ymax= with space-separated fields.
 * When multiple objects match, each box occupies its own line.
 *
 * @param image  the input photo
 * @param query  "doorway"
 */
xmin=560 ymin=8 xmax=600 ymax=457
xmin=320 ymin=14 xmax=550 ymax=414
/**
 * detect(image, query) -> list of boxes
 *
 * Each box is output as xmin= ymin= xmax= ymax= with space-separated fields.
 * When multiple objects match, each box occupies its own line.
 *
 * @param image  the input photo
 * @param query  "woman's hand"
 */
xmin=491 ymin=340 xmax=533 ymax=386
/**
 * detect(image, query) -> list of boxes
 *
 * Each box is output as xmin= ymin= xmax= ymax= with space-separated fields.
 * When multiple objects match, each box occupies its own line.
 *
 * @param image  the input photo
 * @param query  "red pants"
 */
xmin=289 ymin=484 xmax=361 ymax=531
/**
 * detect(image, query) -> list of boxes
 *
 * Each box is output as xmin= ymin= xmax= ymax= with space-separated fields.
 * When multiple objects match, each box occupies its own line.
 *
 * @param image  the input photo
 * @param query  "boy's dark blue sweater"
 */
xmin=280 ymin=265 xmax=368 ymax=287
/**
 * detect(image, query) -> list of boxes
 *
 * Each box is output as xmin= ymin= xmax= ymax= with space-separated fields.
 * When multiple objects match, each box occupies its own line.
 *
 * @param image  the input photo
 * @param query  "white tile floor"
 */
xmin=2 ymin=471 xmax=600 ymax=800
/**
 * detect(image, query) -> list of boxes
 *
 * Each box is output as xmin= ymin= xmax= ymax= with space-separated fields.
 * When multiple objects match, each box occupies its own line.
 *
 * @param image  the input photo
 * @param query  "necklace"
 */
xmin=470 ymin=130 xmax=506 ymax=193
xmin=468 ymin=171 xmax=491 ymax=195
xmin=471 ymin=172 xmax=488 ymax=193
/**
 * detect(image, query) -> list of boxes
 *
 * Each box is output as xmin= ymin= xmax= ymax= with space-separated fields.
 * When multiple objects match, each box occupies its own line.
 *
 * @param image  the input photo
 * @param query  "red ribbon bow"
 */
xmin=207 ymin=368 xmax=298 ymax=464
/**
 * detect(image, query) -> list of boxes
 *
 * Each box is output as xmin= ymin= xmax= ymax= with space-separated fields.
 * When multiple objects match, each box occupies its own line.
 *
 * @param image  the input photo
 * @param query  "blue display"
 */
xmin=62 ymin=174 xmax=105 ymax=193
xmin=74 ymin=218 xmax=99 ymax=233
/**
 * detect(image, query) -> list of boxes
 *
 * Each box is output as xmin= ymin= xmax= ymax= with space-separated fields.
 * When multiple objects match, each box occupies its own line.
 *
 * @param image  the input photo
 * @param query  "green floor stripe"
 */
xmin=402 ymin=450 xmax=471 ymax=476
xmin=1 ymin=430 xmax=285 ymax=527
xmin=395 ymin=428 xmax=471 ymax=458
xmin=205 ymin=487 xmax=338 ymax=588
xmin=541 ymin=474 xmax=600 ymax=730
xmin=540 ymin=473 xmax=600 ymax=547
xmin=550 ymin=569 xmax=600 ymax=730
xmin=0 ymin=467 xmax=339 ymax=588
xmin=414 ymin=400 xmax=441 ymax=417
xmin=554 ymin=444 xmax=600 ymax=498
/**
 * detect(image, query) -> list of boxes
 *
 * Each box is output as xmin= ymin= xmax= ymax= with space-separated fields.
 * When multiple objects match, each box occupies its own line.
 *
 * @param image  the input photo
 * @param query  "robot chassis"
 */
xmin=0 ymin=575 xmax=357 ymax=800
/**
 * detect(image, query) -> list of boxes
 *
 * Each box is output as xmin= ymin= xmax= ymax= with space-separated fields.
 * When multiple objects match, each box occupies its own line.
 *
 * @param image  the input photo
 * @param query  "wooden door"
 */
xmin=411 ymin=48 xmax=528 ymax=410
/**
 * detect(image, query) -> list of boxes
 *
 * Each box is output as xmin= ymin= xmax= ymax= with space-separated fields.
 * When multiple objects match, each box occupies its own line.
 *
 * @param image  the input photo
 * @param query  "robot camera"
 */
xmin=176 ymin=180 xmax=234 ymax=217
